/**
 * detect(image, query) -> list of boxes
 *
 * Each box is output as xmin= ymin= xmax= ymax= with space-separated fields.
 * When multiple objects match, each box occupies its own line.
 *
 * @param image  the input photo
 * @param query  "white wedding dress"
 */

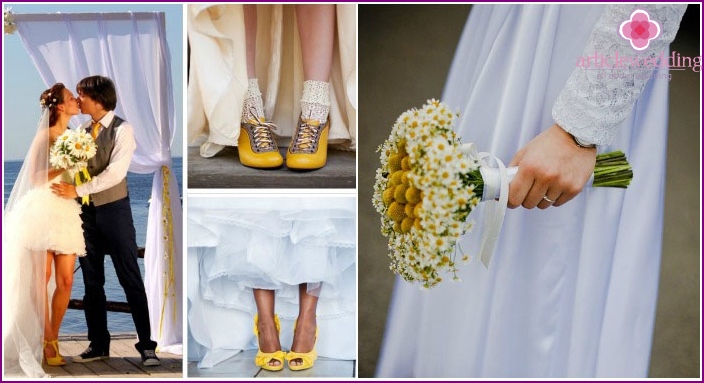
xmin=6 ymin=173 xmax=86 ymax=256
xmin=377 ymin=5 xmax=686 ymax=378
xmin=187 ymin=197 xmax=356 ymax=368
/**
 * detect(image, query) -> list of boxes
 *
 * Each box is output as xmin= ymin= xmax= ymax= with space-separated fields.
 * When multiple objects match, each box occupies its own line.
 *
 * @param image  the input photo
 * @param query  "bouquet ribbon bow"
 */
xmin=74 ymin=167 xmax=92 ymax=205
xmin=459 ymin=143 xmax=509 ymax=268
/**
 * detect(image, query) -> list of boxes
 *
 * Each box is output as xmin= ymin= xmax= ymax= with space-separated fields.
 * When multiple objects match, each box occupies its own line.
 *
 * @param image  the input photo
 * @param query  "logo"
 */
xmin=619 ymin=9 xmax=661 ymax=51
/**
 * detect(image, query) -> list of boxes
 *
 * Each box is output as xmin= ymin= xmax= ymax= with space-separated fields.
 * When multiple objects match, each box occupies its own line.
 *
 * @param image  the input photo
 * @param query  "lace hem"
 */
xmin=552 ymin=5 xmax=686 ymax=145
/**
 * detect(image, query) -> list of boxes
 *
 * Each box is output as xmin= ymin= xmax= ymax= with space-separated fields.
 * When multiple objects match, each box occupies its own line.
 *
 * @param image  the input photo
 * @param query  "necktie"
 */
xmin=91 ymin=122 xmax=101 ymax=140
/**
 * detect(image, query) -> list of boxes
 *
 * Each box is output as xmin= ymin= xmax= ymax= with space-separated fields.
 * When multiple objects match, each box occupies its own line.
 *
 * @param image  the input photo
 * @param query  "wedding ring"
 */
xmin=542 ymin=195 xmax=555 ymax=204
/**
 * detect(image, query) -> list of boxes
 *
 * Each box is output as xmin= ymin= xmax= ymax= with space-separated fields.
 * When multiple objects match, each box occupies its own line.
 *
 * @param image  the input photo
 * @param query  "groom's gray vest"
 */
xmin=87 ymin=115 xmax=129 ymax=206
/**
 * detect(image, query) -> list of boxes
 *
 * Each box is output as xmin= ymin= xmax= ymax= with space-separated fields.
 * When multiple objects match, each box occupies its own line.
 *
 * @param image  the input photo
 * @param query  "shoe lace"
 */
xmin=246 ymin=108 xmax=277 ymax=151
xmin=291 ymin=119 xmax=322 ymax=153
xmin=143 ymin=350 xmax=157 ymax=358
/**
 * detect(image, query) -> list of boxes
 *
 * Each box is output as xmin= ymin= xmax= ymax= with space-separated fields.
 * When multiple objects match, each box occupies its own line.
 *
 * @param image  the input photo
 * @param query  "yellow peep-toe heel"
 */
xmin=254 ymin=314 xmax=286 ymax=371
xmin=285 ymin=319 xmax=319 ymax=371
xmin=44 ymin=339 xmax=66 ymax=366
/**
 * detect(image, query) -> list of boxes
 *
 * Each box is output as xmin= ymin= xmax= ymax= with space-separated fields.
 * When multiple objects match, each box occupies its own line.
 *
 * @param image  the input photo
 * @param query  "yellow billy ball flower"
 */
xmin=397 ymin=140 xmax=407 ymax=156
xmin=401 ymin=171 xmax=409 ymax=186
xmin=413 ymin=217 xmax=422 ymax=230
xmin=404 ymin=203 xmax=415 ymax=219
xmin=401 ymin=217 xmax=414 ymax=233
xmin=394 ymin=184 xmax=408 ymax=204
xmin=388 ymin=154 xmax=402 ymax=172
xmin=386 ymin=202 xmax=406 ymax=223
xmin=413 ymin=203 xmax=422 ymax=218
xmin=405 ymin=186 xmax=421 ymax=205
xmin=401 ymin=156 xmax=410 ymax=171
xmin=382 ymin=187 xmax=395 ymax=206
xmin=390 ymin=170 xmax=404 ymax=186
xmin=393 ymin=221 xmax=401 ymax=233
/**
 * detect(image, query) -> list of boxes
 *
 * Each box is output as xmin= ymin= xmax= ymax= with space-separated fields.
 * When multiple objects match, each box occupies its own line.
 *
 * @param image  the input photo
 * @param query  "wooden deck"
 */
xmin=188 ymin=350 xmax=355 ymax=378
xmin=187 ymin=139 xmax=356 ymax=189
xmin=44 ymin=333 xmax=182 ymax=378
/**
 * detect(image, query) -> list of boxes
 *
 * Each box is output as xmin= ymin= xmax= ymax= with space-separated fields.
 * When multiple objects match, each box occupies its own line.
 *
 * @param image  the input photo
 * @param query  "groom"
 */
xmin=51 ymin=76 xmax=159 ymax=366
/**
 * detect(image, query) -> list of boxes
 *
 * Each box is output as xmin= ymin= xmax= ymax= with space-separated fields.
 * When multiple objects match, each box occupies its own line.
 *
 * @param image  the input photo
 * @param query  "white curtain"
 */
xmin=13 ymin=11 xmax=182 ymax=354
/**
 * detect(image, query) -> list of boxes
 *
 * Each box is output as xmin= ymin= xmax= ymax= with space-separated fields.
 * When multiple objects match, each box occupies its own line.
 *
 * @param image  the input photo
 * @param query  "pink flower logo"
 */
xmin=620 ymin=9 xmax=661 ymax=51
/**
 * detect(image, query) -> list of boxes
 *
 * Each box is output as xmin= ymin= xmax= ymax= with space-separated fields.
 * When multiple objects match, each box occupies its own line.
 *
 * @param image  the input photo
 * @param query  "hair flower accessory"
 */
xmin=4 ymin=7 xmax=17 ymax=35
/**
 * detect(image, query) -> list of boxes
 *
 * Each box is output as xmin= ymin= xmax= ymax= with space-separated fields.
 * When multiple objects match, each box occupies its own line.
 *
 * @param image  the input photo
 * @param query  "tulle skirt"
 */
xmin=188 ymin=197 xmax=356 ymax=368
xmin=6 ymin=182 xmax=85 ymax=256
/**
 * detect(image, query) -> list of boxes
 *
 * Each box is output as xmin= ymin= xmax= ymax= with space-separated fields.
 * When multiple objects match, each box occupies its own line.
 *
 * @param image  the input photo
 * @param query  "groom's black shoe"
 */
xmin=73 ymin=346 xmax=109 ymax=363
xmin=139 ymin=349 xmax=161 ymax=366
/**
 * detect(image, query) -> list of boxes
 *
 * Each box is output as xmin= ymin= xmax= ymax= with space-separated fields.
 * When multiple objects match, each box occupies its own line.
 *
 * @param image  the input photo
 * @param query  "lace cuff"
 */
xmin=552 ymin=5 xmax=686 ymax=145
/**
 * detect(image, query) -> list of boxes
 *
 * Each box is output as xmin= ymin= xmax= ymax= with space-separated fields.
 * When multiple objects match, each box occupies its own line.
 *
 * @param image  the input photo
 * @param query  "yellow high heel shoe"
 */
xmin=44 ymin=340 xmax=66 ymax=366
xmin=238 ymin=118 xmax=284 ymax=169
xmin=285 ymin=319 xmax=319 ymax=371
xmin=254 ymin=314 xmax=286 ymax=372
xmin=286 ymin=117 xmax=329 ymax=170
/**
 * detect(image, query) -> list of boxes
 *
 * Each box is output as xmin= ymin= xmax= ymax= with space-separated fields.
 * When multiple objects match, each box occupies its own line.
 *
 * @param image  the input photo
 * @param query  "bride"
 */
xmin=3 ymin=83 xmax=86 ymax=377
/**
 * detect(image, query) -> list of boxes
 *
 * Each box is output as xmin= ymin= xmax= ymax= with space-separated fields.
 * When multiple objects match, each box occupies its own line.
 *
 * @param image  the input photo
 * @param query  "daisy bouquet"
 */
xmin=373 ymin=99 xmax=632 ymax=288
xmin=50 ymin=128 xmax=97 ymax=204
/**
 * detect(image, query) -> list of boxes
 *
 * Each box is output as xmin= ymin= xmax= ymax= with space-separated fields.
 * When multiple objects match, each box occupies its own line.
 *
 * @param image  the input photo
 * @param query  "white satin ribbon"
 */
xmin=460 ymin=143 xmax=510 ymax=268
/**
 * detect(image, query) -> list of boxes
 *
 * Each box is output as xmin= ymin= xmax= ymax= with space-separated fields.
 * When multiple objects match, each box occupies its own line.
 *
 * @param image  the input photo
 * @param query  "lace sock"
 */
xmin=242 ymin=78 xmax=265 ymax=123
xmin=300 ymin=80 xmax=330 ymax=125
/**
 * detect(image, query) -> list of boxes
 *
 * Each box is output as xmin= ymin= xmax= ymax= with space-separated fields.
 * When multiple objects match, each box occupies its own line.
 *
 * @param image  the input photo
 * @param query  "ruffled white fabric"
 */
xmin=5 ymin=175 xmax=85 ymax=256
xmin=188 ymin=197 xmax=356 ymax=368
xmin=377 ymin=4 xmax=686 ymax=378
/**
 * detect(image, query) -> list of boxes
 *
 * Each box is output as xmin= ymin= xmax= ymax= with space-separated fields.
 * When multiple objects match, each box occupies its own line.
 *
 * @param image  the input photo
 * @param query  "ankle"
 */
xmin=300 ymin=80 xmax=330 ymax=124
xmin=242 ymin=78 xmax=265 ymax=123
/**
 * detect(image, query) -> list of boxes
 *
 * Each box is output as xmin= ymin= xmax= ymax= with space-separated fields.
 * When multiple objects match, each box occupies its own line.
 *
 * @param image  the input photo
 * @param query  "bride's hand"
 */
xmin=51 ymin=182 xmax=78 ymax=199
xmin=508 ymin=124 xmax=596 ymax=209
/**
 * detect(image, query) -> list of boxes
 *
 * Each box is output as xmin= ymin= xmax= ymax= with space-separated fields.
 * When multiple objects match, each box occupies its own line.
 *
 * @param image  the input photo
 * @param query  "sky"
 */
xmin=1 ymin=3 xmax=184 ymax=161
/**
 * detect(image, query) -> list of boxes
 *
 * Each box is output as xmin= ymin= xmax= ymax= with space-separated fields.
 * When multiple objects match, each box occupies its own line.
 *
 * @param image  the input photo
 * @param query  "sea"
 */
xmin=3 ymin=157 xmax=182 ymax=335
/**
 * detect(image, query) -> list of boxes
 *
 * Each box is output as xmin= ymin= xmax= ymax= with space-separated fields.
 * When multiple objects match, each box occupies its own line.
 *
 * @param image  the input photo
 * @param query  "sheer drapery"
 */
xmin=13 ymin=11 xmax=182 ymax=353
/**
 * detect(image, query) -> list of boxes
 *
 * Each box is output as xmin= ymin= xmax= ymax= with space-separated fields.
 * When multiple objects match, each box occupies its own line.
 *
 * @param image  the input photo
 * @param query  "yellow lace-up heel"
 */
xmin=285 ymin=319 xmax=319 ymax=371
xmin=254 ymin=314 xmax=286 ymax=371
xmin=238 ymin=118 xmax=284 ymax=169
xmin=286 ymin=117 xmax=329 ymax=170
xmin=44 ymin=340 xmax=66 ymax=366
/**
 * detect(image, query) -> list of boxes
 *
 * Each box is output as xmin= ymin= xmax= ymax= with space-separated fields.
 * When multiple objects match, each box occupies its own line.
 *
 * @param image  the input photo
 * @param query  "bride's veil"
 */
xmin=3 ymin=107 xmax=51 ymax=378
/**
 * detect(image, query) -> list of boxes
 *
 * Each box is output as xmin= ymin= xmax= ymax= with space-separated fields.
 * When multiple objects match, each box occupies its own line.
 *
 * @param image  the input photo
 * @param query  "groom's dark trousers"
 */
xmin=79 ymin=196 xmax=156 ymax=352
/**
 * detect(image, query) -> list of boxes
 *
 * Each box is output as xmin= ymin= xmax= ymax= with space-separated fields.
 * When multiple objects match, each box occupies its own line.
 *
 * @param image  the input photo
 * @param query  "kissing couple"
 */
xmin=4 ymin=75 xmax=159 ymax=378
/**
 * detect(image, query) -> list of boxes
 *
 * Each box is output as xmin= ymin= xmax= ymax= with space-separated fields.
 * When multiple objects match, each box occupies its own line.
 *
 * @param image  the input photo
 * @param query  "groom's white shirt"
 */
xmin=75 ymin=110 xmax=136 ymax=198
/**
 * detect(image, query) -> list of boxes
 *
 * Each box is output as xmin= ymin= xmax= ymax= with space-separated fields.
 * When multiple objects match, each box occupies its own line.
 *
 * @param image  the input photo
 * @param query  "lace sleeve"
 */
xmin=552 ymin=5 xmax=686 ymax=145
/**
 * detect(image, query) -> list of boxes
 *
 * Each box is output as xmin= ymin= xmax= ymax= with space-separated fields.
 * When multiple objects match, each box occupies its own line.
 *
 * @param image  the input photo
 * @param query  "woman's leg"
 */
xmin=289 ymin=283 xmax=320 ymax=366
xmin=44 ymin=252 xmax=56 ymax=358
xmin=238 ymin=5 xmax=283 ymax=169
xmin=242 ymin=4 xmax=264 ymax=123
xmin=296 ymin=4 xmax=335 ymax=82
xmin=288 ymin=5 xmax=335 ymax=170
xmin=253 ymin=288 xmax=282 ymax=368
xmin=50 ymin=254 xmax=77 ymax=342
xmin=244 ymin=4 xmax=257 ymax=79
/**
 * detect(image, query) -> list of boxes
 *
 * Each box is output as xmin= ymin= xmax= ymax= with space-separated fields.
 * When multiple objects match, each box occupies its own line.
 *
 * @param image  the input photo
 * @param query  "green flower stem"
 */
xmin=467 ymin=150 xmax=633 ymax=198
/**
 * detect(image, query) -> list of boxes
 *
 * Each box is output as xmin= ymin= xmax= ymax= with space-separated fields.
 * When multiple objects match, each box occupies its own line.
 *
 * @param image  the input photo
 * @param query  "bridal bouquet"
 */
xmin=373 ymin=99 xmax=632 ymax=288
xmin=50 ymin=128 xmax=97 ymax=204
